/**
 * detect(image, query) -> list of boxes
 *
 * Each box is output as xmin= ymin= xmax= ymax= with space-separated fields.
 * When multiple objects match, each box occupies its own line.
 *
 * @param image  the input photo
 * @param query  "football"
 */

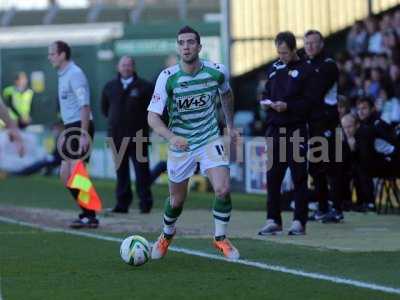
xmin=120 ymin=235 xmax=150 ymax=266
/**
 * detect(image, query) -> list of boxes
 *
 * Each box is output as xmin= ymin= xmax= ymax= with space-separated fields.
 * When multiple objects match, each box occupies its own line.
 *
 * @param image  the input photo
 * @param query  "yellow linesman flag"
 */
xmin=67 ymin=160 xmax=102 ymax=212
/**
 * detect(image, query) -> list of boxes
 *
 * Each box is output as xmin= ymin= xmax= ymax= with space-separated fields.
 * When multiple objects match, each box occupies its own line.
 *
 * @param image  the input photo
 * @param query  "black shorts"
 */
xmin=58 ymin=121 xmax=95 ymax=162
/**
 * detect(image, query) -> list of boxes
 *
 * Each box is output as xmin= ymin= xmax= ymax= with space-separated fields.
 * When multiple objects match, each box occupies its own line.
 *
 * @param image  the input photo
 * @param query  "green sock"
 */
xmin=163 ymin=197 xmax=183 ymax=236
xmin=213 ymin=194 xmax=232 ymax=238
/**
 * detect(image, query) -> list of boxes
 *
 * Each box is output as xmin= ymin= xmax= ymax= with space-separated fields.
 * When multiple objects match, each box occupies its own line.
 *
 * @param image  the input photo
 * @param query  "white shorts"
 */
xmin=167 ymin=138 xmax=229 ymax=183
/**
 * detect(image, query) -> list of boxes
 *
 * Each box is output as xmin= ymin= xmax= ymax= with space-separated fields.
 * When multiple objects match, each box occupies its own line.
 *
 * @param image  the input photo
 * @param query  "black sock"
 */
xmin=214 ymin=235 xmax=226 ymax=241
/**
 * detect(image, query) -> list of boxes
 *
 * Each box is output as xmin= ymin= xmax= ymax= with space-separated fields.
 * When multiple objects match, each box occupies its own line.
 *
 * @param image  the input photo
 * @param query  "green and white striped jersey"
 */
xmin=148 ymin=60 xmax=230 ymax=152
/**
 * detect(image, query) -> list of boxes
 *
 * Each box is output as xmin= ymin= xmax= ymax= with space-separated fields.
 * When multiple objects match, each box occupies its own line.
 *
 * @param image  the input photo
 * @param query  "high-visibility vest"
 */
xmin=3 ymin=86 xmax=34 ymax=121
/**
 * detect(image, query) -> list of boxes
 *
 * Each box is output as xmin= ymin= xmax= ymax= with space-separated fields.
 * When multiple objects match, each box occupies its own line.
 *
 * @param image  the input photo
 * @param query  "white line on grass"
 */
xmin=1 ymin=216 xmax=400 ymax=296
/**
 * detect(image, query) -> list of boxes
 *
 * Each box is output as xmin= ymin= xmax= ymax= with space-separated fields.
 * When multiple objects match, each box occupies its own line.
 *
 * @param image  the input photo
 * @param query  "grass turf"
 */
xmin=1 ymin=176 xmax=399 ymax=299
xmin=1 ymin=223 xmax=399 ymax=300
xmin=0 ymin=175 xmax=266 ymax=211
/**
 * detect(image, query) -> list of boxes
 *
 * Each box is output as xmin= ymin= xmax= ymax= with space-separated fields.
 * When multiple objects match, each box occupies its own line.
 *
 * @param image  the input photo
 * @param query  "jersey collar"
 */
xmin=179 ymin=60 xmax=204 ymax=77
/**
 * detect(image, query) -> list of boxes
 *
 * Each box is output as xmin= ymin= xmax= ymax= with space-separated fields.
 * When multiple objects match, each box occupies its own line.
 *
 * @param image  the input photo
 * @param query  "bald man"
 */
xmin=101 ymin=56 xmax=154 ymax=214
xmin=341 ymin=113 xmax=400 ymax=177
xmin=341 ymin=113 xmax=359 ymax=152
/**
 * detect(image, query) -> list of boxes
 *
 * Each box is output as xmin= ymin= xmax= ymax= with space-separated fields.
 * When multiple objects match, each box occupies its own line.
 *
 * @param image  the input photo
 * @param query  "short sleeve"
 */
xmin=70 ymin=70 xmax=90 ymax=107
xmin=147 ymin=70 xmax=169 ymax=115
xmin=216 ymin=63 xmax=231 ymax=95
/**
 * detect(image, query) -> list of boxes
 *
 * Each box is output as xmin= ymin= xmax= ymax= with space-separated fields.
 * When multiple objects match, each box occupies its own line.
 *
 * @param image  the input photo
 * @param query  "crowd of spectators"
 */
xmin=341 ymin=9 xmax=400 ymax=124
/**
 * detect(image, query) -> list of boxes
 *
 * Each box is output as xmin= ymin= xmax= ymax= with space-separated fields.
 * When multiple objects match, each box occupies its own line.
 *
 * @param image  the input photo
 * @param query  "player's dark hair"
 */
xmin=177 ymin=26 xmax=201 ymax=44
xmin=54 ymin=40 xmax=71 ymax=60
xmin=304 ymin=29 xmax=324 ymax=42
xmin=275 ymin=31 xmax=297 ymax=50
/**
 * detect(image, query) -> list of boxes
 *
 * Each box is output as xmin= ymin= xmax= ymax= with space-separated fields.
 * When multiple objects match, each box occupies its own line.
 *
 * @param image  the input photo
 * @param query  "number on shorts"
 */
xmin=214 ymin=144 xmax=225 ymax=156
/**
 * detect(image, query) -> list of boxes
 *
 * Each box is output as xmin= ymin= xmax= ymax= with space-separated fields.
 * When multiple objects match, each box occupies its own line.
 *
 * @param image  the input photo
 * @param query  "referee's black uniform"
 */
xmin=263 ymin=59 xmax=315 ymax=228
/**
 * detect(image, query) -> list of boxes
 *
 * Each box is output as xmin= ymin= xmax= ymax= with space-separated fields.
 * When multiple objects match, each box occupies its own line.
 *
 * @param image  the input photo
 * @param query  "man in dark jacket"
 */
xmin=303 ymin=30 xmax=344 ymax=223
xmin=354 ymin=96 xmax=399 ymax=210
xmin=258 ymin=31 xmax=315 ymax=236
xmin=342 ymin=113 xmax=400 ymax=178
xmin=101 ymin=56 xmax=153 ymax=213
xmin=357 ymin=96 xmax=398 ymax=143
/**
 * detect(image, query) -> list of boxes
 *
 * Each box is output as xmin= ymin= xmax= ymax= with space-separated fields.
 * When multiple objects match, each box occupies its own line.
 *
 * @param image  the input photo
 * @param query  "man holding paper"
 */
xmin=258 ymin=31 xmax=315 ymax=236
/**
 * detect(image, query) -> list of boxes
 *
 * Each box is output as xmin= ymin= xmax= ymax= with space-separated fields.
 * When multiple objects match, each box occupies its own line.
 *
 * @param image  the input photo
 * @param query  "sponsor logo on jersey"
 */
xmin=176 ymin=93 xmax=210 ymax=111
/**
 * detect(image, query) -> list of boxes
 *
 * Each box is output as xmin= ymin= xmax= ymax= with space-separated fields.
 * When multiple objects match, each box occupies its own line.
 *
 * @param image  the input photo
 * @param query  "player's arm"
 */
xmin=220 ymin=89 xmax=234 ymax=130
xmin=0 ymin=98 xmax=15 ymax=128
xmin=260 ymin=66 xmax=274 ymax=109
xmin=148 ymin=111 xmax=173 ymax=140
xmin=0 ymin=98 xmax=24 ymax=156
xmin=218 ymin=64 xmax=240 ymax=142
xmin=148 ymin=111 xmax=188 ymax=151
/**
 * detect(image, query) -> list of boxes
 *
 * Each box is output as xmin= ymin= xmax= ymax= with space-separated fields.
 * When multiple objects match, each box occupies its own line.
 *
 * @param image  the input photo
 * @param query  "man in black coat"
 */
xmin=101 ymin=56 xmax=153 ymax=213
xmin=258 ymin=31 xmax=315 ymax=236
xmin=303 ymin=30 xmax=344 ymax=223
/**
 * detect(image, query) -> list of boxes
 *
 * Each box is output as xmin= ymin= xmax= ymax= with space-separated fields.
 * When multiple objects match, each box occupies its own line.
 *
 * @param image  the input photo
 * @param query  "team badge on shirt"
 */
xmin=289 ymin=70 xmax=299 ymax=78
xmin=130 ymin=89 xmax=139 ymax=97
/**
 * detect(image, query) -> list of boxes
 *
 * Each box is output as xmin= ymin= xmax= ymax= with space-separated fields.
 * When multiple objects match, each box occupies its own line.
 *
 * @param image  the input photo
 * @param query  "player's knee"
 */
xmin=214 ymin=184 xmax=230 ymax=199
xmin=169 ymin=195 xmax=185 ymax=208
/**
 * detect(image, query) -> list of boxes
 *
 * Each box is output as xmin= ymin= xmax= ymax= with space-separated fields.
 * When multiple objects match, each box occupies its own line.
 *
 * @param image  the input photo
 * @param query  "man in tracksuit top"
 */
xmin=258 ymin=31 xmax=315 ymax=236
xmin=303 ymin=30 xmax=344 ymax=223
xmin=48 ymin=41 xmax=97 ymax=229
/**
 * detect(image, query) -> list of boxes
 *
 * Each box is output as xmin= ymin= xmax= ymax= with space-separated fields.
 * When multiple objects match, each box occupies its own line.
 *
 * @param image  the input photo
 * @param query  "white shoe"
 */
xmin=288 ymin=220 xmax=305 ymax=235
xmin=258 ymin=219 xmax=283 ymax=236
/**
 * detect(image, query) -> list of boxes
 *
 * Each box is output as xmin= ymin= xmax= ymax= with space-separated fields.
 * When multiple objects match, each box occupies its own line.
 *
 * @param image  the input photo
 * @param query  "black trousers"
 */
xmin=308 ymin=123 xmax=344 ymax=213
xmin=113 ymin=140 xmax=153 ymax=211
xmin=266 ymin=124 xmax=308 ymax=226
xmin=353 ymin=164 xmax=375 ymax=206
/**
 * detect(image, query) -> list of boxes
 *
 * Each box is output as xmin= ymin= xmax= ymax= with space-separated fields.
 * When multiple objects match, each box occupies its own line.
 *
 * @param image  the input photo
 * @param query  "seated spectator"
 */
xmin=389 ymin=64 xmax=400 ymax=98
xmin=365 ymin=17 xmax=383 ymax=54
xmin=393 ymin=9 xmax=400 ymax=37
xmin=346 ymin=20 xmax=368 ymax=57
xmin=382 ymin=28 xmax=400 ymax=63
xmin=356 ymin=96 xmax=398 ymax=142
xmin=342 ymin=113 xmax=400 ymax=178
xmin=338 ymin=95 xmax=352 ymax=118
xmin=364 ymin=67 xmax=383 ymax=99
